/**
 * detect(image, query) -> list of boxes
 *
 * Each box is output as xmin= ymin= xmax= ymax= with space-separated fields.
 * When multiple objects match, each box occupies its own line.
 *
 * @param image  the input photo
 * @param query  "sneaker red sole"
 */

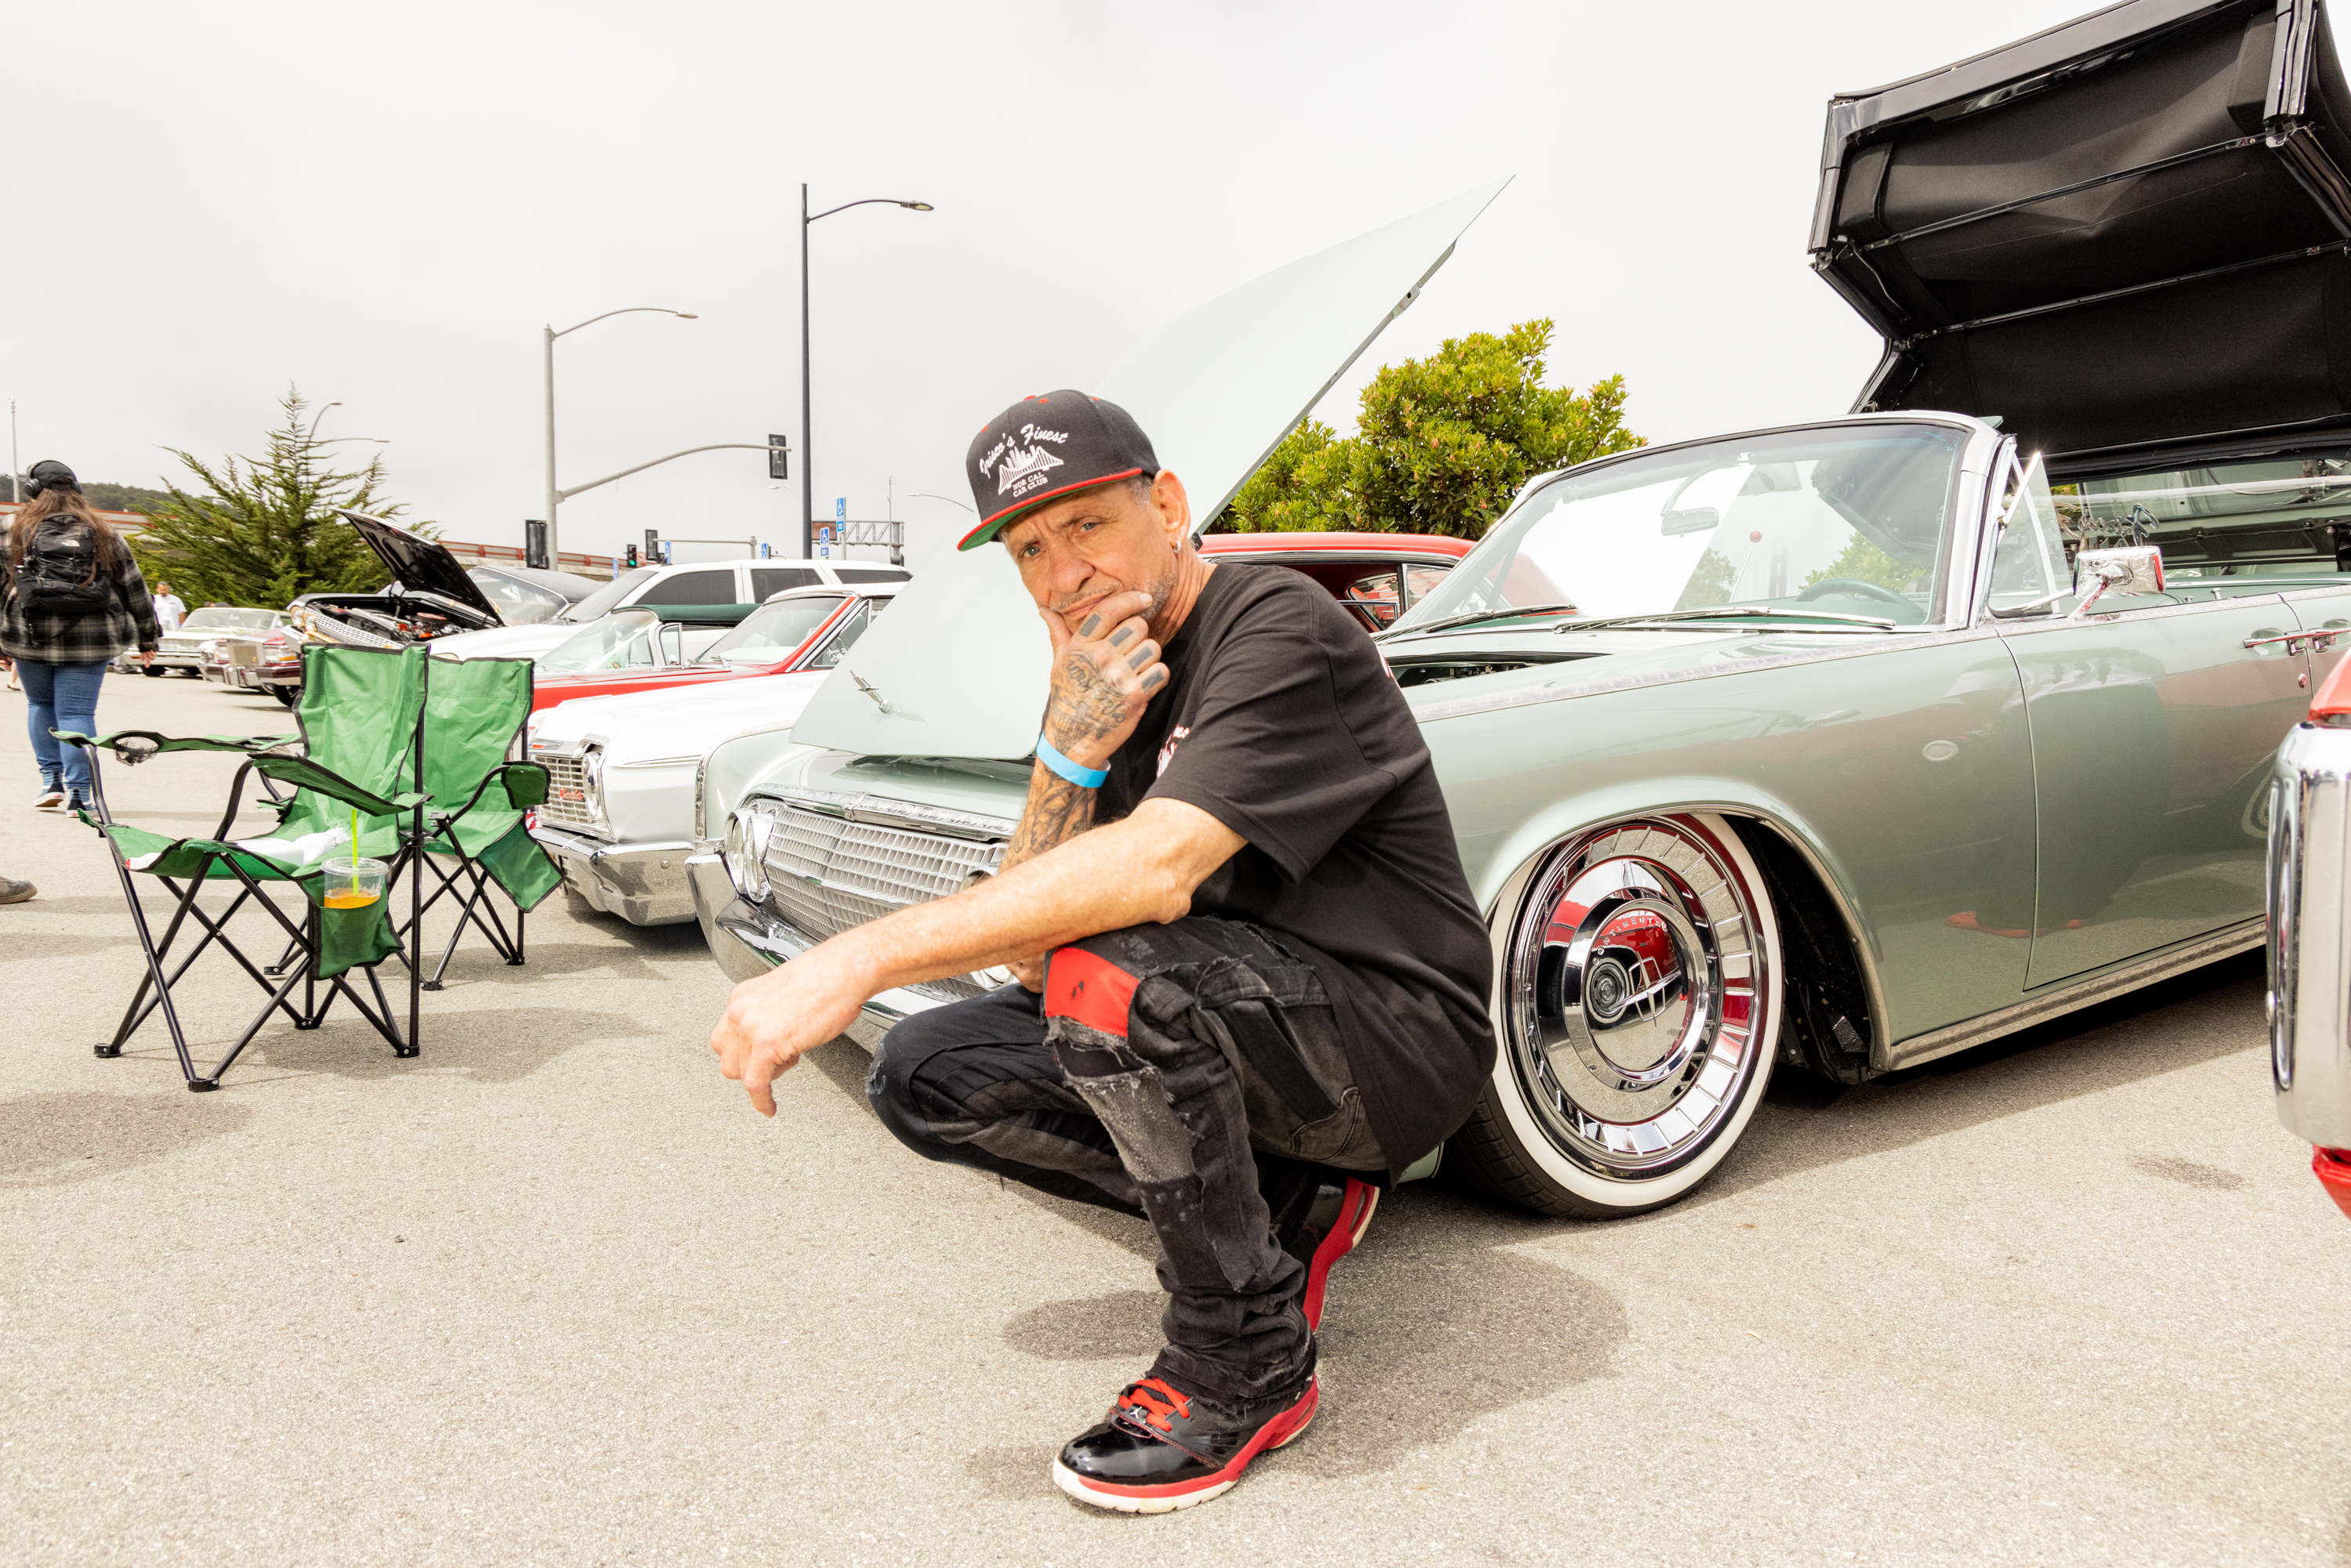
xmin=1302 ymin=1181 xmax=1376 ymax=1332
xmin=1051 ymin=1381 xmax=1320 ymax=1514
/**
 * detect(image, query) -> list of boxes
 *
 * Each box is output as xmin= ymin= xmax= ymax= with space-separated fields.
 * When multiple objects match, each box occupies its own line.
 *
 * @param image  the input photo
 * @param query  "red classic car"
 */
xmin=1195 ymin=530 xmax=1472 ymax=630
xmin=528 ymin=584 xmax=902 ymax=715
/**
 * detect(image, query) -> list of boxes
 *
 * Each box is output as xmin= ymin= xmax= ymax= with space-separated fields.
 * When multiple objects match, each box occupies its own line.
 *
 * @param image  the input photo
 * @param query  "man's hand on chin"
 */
xmin=710 ymin=945 xmax=874 ymax=1117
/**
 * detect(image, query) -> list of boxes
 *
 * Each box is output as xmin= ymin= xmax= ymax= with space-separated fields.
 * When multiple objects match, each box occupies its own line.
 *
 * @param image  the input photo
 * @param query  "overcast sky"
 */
xmin=5 ymin=0 xmax=2255 ymax=570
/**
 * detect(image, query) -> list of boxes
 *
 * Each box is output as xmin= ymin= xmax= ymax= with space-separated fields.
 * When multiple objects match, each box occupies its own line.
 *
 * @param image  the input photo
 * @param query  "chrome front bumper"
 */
xmin=2271 ymin=722 xmax=2351 ymax=1148
xmin=686 ymin=851 xmax=933 ymax=1051
xmin=207 ymin=664 xmax=296 ymax=690
xmin=534 ymin=825 xmax=697 ymax=925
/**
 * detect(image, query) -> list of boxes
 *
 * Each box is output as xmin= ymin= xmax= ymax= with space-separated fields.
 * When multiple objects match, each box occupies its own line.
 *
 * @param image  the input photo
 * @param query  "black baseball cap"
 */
xmin=24 ymin=459 xmax=78 ymax=497
xmin=960 ymin=389 xmax=1157 ymax=550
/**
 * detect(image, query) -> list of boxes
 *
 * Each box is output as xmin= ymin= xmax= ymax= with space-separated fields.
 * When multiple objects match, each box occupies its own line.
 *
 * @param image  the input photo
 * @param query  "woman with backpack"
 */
xmin=1 ymin=461 xmax=161 ymax=811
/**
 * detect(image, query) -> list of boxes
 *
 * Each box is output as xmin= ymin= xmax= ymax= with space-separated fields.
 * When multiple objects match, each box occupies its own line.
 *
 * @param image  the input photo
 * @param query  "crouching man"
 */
xmin=708 ymin=389 xmax=1494 ymax=1513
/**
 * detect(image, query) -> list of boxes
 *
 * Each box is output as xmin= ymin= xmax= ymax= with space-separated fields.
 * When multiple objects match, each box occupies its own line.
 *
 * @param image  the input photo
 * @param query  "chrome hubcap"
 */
xmin=1505 ymin=818 xmax=1766 ymax=1179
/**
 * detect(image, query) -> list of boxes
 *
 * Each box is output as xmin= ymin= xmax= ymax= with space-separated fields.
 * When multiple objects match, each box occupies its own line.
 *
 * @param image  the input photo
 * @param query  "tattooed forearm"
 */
xmin=999 ymin=762 xmax=1100 ymax=986
xmin=1002 ymin=765 xmax=1097 ymax=874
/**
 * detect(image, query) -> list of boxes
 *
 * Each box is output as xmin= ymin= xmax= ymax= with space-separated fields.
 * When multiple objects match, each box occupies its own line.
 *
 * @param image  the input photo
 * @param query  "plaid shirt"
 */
xmin=0 ymin=519 xmax=164 ymax=665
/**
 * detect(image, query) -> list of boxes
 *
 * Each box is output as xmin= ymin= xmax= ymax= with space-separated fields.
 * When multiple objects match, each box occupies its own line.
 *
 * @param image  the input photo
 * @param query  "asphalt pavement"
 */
xmin=3 ymin=670 xmax=2347 ymax=1566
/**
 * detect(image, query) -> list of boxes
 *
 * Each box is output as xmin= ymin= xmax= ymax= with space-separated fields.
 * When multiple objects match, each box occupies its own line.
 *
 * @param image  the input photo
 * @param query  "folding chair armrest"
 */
xmin=55 ymin=730 xmax=298 ymax=761
xmin=433 ymin=763 xmax=548 ymax=831
xmin=250 ymin=754 xmax=426 ymax=818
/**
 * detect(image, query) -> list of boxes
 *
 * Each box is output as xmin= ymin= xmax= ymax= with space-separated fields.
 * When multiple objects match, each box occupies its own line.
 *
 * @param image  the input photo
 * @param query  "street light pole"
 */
xmin=801 ymin=183 xmax=812 ymax=563
xmin=544 ymin=325 xmax=559 ymax=563
xmin=543 ymin=306 xmax=697 ymax=561
xmin=801 ymin=188 xmax=933 ymax=559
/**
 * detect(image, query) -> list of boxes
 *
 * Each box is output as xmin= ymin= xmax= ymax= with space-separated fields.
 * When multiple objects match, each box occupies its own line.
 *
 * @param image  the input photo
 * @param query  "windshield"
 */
xmin=469 ymin=567 xmax=567 ymax=624
xmin=537 ymin=609 xmax=672 ymax=673
xmin=697 ymin=595 xmax=845 ymax=665
xmin=1393 ymin=422 xmax=1969 ymax=634
xmin=183 ymin=607 xmax=280 ymax=631
xmin=563 ymin=567 xmax=657 ymax=623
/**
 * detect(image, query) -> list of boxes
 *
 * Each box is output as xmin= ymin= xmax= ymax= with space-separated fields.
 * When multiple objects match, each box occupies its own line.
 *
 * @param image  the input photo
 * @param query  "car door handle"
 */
xmin=2243 ymin=631 xmax=2337 ymax=653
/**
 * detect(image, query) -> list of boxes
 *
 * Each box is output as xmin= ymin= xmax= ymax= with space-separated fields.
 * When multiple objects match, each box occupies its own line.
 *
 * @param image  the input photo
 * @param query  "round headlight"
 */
xmin=723 ymin=806 xmax=771 ymax=902
xmin=581 ymin=746 xmax=606 ymax=819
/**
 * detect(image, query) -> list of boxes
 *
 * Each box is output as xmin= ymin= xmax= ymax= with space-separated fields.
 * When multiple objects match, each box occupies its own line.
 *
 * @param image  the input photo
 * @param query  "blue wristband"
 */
xmin=1034 ymin=735 xmax=1110 ymax=788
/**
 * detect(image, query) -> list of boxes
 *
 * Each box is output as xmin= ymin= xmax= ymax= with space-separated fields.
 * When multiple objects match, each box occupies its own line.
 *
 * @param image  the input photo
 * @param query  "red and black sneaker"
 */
xmin=1281 ymin=1174 xmax=1378 ymax=1331
xmin=1052 ymin=1374 xmax=1317 ymax=1513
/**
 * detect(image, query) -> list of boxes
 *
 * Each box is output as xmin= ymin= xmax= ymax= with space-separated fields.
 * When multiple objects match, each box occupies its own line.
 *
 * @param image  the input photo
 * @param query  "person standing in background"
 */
xmin=151 ymin=579 xmax=186 ymax=631
xmin=0 ymin=461 xmax=161 ymax=811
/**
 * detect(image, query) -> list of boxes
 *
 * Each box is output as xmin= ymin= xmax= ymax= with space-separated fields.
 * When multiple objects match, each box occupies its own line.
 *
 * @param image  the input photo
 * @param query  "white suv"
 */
xmin=430 ymin=558 xmax=908 ymax=664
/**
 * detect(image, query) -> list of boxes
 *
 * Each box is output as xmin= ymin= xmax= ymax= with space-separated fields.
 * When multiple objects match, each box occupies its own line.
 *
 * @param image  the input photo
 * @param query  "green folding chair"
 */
xmin=65 ymin=644 xmax=551 ymax=1091
xmin=399 ymin=652 xmax=560 ymax=990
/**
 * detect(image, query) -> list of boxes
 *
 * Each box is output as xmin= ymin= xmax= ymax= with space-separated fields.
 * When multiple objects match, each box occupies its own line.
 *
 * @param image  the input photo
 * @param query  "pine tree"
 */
xmin=130 ymin=387 xmax=431 ymax=607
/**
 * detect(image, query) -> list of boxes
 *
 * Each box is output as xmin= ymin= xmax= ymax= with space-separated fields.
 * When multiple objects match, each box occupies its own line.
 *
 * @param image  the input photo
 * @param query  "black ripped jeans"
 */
xmin=866 ymin=917 xmax=1386 ymax=1407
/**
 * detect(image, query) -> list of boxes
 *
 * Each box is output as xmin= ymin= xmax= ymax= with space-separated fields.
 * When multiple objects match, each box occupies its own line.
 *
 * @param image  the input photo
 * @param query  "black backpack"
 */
xmin=11 ymin=522 xmax=119 ymax=617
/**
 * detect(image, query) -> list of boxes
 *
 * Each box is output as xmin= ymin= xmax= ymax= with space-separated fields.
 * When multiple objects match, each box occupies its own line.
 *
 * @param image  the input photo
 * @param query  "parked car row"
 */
xmin=152 ymin=509 xmax=911 ymax=713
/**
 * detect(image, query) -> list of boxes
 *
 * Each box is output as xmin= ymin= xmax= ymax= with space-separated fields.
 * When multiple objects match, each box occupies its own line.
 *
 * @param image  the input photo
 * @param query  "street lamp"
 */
xmin=544 ymin=306 xmax=697 ymax=560
xmin=802 ymin=187 xmax=933 ymax=557
xmin=303 ymin=401 xmax=389 ymax=452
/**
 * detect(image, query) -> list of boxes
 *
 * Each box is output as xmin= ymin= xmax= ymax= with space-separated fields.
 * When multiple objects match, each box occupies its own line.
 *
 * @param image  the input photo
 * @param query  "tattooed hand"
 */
xmin=1038 ymin=587 xmax=1167 ymax=769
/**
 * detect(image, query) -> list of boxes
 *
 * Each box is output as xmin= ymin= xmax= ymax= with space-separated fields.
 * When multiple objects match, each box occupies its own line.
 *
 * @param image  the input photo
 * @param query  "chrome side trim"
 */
xmin=1989 ymin=588 xmax=2295 ymax=639
xmin=2272 ymin=723 xmax=2351 ymax=1146
xmin=1882 ymin=918 xmax=2266 ymax=1071
xmin=1410 ymin=625 xmax=2002 ymax=725
xmin=766 ymin=785 xmax=1018 ymax=842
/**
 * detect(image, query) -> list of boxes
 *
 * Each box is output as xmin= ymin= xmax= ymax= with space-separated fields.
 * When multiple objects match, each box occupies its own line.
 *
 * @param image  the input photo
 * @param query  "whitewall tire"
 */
xmin=1452 ymin=813 xmax=1781 ymax=1219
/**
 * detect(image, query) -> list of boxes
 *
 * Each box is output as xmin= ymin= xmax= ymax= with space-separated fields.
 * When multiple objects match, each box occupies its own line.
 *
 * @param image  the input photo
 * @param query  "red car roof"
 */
xmin=1200 ymin=531 xmax=1471 ymax=559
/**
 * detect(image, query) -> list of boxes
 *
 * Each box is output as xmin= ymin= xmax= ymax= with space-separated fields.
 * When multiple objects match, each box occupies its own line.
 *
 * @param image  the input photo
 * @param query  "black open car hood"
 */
xmin=1813 ymin=0 xmax=2351 ymax=467
xmin=335 ymin=509 xmax=501 ymax=620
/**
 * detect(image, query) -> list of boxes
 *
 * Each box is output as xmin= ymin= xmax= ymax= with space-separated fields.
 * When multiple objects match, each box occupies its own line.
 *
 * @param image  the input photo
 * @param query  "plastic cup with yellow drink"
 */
xmin=323 ymin=856 xmax=387 ymax=910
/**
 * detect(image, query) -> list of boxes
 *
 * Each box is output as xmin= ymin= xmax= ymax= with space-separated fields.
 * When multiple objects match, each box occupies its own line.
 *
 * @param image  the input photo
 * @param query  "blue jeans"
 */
xmin=18 ymin=658 xmax=108 ymax=793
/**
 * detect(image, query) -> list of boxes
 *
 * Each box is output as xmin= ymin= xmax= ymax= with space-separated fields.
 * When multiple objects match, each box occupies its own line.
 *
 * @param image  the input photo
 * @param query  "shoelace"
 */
xmin=1117 ymin=1377 xmax=1194 ymax=1434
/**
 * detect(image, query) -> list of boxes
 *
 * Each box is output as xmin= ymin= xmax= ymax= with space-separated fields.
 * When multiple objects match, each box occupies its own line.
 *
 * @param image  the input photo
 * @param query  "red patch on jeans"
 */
xmin=1043 ymin=947 xmax=1140 ymax=1037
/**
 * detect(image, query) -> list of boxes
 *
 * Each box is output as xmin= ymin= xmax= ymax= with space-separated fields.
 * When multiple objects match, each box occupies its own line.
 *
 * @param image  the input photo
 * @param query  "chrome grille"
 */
xmin=751 ymin=797 xmax=1009 ymax=1001
xmin=538 ymin=754 xmax=601 ymax=833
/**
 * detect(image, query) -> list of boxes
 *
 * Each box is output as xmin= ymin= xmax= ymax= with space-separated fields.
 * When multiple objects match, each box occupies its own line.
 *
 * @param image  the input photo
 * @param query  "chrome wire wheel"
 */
xmin=1461 ymin=813 xmax=1780 ymax=1218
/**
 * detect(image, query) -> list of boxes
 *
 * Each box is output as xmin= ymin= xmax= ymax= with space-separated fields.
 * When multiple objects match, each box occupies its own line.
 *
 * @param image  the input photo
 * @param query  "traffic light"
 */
xmin=624 ymin=545 xmax=639 ymax=568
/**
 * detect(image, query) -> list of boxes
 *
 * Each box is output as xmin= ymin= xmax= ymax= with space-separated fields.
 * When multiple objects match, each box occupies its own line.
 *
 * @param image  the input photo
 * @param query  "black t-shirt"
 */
xmin=1097 ymin=563 xmax=1494 ymax=1178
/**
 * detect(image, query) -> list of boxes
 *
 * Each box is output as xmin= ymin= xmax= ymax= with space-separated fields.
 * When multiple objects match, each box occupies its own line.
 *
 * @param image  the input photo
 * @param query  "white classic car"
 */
xmin=525 ymin=583 xmax=900 ymax=925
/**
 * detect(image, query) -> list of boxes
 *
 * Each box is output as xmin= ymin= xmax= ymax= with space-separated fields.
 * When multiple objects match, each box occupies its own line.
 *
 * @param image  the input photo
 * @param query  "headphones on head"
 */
xmin=24 ymin=460 xmax=78 ymax=498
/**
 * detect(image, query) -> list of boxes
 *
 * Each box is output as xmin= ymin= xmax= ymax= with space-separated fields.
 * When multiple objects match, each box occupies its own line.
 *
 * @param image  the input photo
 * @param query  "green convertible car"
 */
xmin=694 ymin=0 xmax=2351 ymax=1216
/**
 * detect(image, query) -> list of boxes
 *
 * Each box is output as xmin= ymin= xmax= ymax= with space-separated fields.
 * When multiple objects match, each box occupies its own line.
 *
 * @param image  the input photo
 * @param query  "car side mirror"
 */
xmin=1661 ymin=507 xmax=1719 ymax=536
xmin=2071 ymin=546 xmax=2164 ymax=617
